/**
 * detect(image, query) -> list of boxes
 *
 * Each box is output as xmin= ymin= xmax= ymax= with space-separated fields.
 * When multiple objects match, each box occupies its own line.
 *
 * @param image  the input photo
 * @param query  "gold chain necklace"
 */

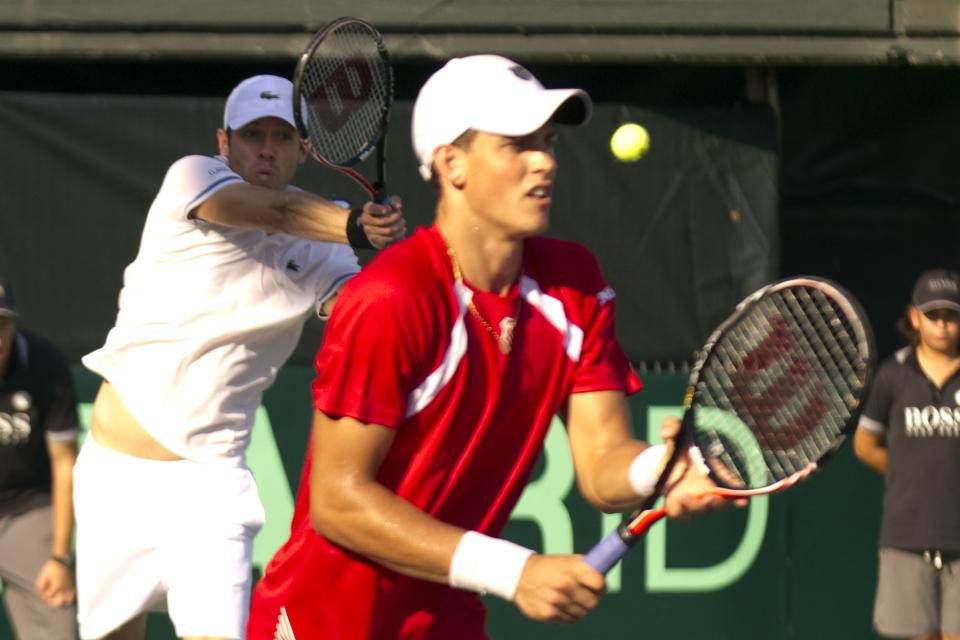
xmin=437 ymin=226 xmax=520 ymax=355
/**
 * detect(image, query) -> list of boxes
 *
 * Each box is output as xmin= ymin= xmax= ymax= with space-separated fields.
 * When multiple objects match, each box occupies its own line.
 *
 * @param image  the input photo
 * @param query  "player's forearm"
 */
xmin=310 ymin=481 xmax=464 ymax=583
xmin=566 ymin=390 xmax=652 ymax=512
xmin=576 ymin=441 xmax=651 ymax=512
xmin=196 ymin=183 xmax=351 ymax=243
xmin=853 ymin=429 xmax=887 ymax=474
xmin=274 ymin=191 xmax=353 ymax=242
xmin=49 ymin=457 xmax=75 ymax=555
xmin=853 ymin=442 xmax=887 ymax=474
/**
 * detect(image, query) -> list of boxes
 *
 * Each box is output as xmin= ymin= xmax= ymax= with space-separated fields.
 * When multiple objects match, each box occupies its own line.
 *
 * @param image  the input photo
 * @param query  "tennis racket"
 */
xmin=584 ymin=276 xmax=875 ymax=573
xmin=292 ymin=17 xmax=393 ymax=202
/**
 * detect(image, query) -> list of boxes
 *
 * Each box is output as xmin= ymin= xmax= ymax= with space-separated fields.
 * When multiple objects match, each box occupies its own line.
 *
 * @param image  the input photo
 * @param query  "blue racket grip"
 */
xmin=584 ymin=530 xmax=630 ymax=574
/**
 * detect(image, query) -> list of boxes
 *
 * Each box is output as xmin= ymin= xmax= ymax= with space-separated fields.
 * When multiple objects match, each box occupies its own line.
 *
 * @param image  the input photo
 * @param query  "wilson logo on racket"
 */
xmin=727 ymin=318 xmax=829 ymax=450
xmin=308 ymin=58 xmax=374 ymax=131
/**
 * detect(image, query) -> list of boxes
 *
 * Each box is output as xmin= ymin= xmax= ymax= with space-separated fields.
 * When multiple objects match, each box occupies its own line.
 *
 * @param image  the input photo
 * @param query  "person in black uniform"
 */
xmin=0 ymin=277 xmax=79 ymax=639
xmin=854 ymin=268 xmax=960 ymax=640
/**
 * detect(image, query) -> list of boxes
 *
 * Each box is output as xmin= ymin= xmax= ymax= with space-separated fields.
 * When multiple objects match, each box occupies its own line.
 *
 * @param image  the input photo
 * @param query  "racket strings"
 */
xmin=694 ymin=285 xmax=869 ymax=488
xmin=300 ymin=23 xmax=390 ymax=166
xmin=766 ymin=291 xmax=860 ymax=435
xmin=776 ymin=291 xmax=869 ymax=448
xmin=778 ymin=288 xmax=864 ymax=405
xmin=744 ymin=299 xmax=851 ymax=466
xmin=716 ymin=313 xmax=827 ymax=475
xmin=698 ymin=322 xmax=819 ymax=485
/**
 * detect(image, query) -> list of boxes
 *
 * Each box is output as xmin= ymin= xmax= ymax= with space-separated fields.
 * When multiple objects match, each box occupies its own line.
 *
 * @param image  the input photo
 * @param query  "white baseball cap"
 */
xmin=411 ymin=55 xmax=592 ymax=180
xmin=223 ymin=75 xmax=299 ymax=131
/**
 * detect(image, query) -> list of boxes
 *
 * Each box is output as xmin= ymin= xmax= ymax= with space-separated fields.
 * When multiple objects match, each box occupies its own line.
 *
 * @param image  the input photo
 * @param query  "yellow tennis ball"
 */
xmin=610 ymin=123 xmax=650 ymax=162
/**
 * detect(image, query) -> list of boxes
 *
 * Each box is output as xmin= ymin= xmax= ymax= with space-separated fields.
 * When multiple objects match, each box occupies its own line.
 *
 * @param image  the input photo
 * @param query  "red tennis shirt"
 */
xmin=248 ymin=225 xmax=641 ymax=639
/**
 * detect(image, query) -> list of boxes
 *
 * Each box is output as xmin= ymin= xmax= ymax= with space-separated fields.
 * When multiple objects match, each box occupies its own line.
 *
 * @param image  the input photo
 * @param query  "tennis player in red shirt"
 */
xmin=248 ymin=54 xmax=724 ymax=640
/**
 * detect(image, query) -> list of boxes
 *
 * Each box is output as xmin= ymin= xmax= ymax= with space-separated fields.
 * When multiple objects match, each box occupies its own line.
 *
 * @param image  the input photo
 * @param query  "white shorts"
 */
xmin=73 ymin=435 xmax=265 ymax=640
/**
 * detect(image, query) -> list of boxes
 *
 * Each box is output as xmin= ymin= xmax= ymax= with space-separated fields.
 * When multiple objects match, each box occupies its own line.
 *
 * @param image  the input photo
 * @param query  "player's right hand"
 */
xmin=360 ymin=196 xmax=406 ymax=248
xmin=35 ymin=559 xmax=76 ymax=608
xmin=513 ymin=554 xmax=605 ymax=623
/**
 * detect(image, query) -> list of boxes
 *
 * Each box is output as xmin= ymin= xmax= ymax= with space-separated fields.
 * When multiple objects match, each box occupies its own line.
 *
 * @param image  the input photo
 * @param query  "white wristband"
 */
xmin=628 ymin=444 xmax=667 ymax=498
xmin=448 ymin=531 xmax=534 ymax=601
xmin=688 ymin=445 xmax=710 ymax=475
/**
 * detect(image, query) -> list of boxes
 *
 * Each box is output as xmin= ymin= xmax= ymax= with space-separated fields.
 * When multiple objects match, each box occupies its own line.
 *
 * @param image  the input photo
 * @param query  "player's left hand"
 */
xmin=513 ymin=554 xmax=605 ymax=623
xmin=657 ymin=416 xmax=739 ymax=518
xmin=35 ymin=559 xmax=76 ymax=608
xmin=360 ymin=196 xmax=406 ymax=248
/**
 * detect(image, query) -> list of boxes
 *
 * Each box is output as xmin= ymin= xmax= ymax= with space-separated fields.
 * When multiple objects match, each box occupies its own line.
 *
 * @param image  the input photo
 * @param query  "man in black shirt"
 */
xmin=0 ymin=278 xmax=79 ymax=639
xmin=854 ymin=268 xmax=960 ymax=640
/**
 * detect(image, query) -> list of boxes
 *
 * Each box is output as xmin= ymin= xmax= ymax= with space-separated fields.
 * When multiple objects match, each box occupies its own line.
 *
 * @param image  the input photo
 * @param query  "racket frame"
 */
xmin=292 ymin=16 xmax=393 ymax=201
xmin=584 ymin=276 xmax=875 ymax=572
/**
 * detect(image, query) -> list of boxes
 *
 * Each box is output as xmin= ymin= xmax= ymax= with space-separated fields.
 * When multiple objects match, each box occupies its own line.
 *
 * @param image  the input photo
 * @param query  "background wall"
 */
xmin=0 ymin=85 xmax=778 ymax=365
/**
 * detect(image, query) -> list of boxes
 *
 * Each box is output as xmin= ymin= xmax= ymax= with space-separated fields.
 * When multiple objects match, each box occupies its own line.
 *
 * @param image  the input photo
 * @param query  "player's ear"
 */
xmin=435 ymin=145 xmax=466 ymax=189
xmin=298 ymin=137 xmax=309 ymax=164
xmin=216 ymin=128 xmax=230 ymax=156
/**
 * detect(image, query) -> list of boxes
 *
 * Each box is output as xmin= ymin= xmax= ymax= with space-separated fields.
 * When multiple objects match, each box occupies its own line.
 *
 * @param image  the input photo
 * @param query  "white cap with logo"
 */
xmin=411 ymin=55 xmax=592 ymax=180
xmin=223 ymin=74 xmax=299 ymax=131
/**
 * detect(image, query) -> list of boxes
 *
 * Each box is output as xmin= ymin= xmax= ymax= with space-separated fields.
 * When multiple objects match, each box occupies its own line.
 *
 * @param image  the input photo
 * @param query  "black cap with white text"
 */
xmin=912 ymin=268 xmax=960 ymax=313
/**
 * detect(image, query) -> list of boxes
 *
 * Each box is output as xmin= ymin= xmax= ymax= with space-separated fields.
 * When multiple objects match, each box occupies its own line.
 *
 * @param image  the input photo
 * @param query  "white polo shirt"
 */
xmin=83 ymin=155 xmax=359 ymax=466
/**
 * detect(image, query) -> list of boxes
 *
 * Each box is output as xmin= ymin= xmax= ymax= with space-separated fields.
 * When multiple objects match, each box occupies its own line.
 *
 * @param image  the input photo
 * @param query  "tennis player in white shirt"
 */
xmin=73 ymin=74 xmax=405 ymax=640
